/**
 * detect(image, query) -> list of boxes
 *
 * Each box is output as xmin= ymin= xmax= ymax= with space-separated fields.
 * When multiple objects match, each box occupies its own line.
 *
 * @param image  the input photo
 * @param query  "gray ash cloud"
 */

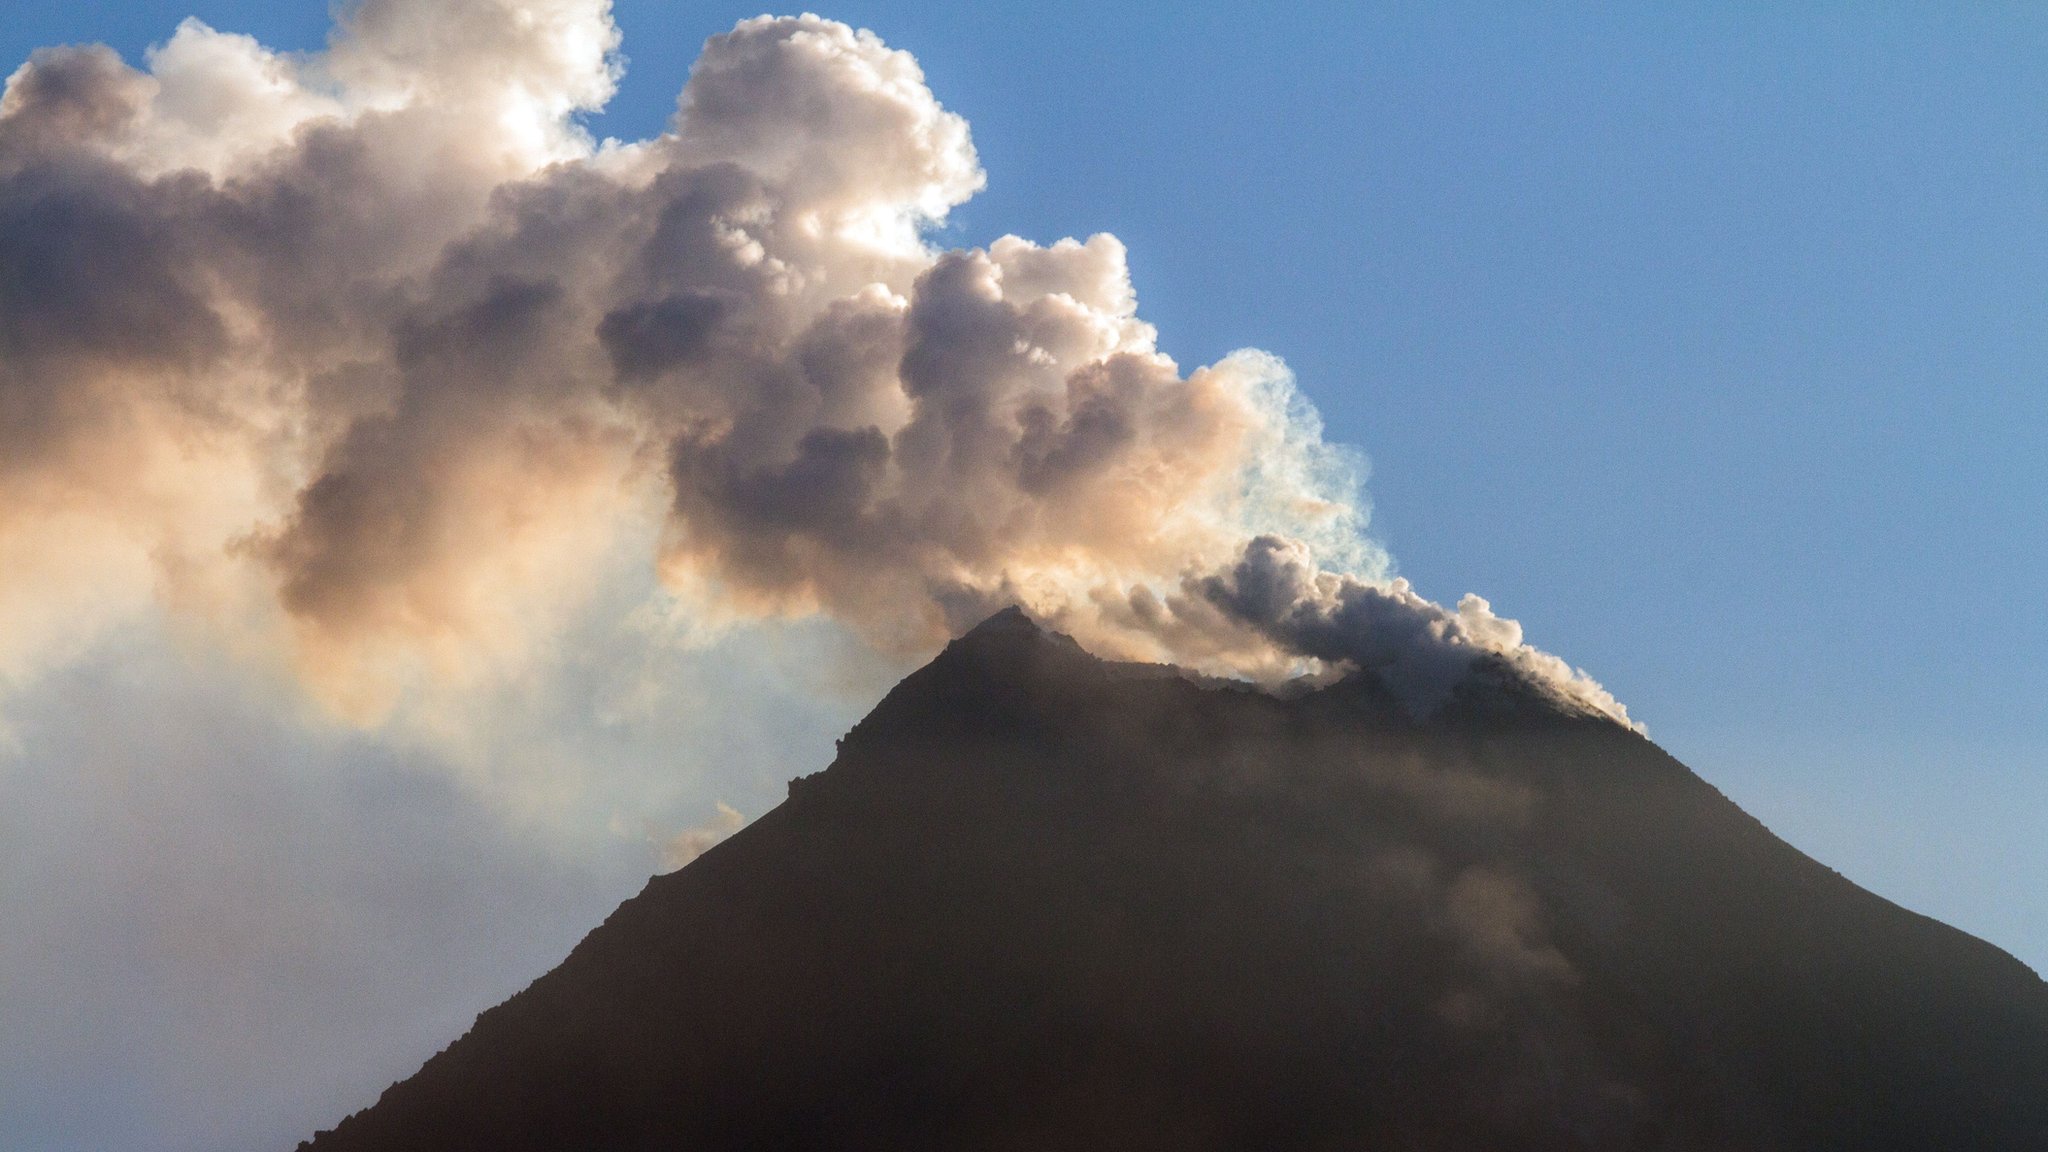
xmin=0 ymin=1 xmax=1631 ymax=729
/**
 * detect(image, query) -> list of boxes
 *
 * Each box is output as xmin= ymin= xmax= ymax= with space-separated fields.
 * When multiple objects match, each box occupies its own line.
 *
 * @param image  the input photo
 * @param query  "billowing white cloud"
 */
xmin=1195 ymin=535 xmax=1633 ymax=723
xmin=0 ymin=2 xmax=1629 ymax=728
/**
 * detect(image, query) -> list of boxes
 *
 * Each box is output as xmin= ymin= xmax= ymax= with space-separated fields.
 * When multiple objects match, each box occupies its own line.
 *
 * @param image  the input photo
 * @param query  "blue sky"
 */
xmin=3 ymin=1 xmax=2044 ymax=1139
xmin=49 ymin=0 xmax=2035 ymax=970
xmin=640 ymin=0 xmax=2047 ymax=971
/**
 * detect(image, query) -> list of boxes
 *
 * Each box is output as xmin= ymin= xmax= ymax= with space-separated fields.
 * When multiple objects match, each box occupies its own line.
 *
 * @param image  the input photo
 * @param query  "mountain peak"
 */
xmin=959 ymin=603 xmax=1040 ymax=637
xmin=912 ymin=606 xmax=1105 ymax=703
xmin=300 ymin=609 xmax=2048 ymax=1152
xmin=944 ymin=605 xmax=1089 ymax=663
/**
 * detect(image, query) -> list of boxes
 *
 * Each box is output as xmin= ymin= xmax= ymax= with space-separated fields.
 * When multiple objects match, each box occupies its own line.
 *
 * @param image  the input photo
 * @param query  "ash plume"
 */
xmin=0 ymin=1 xmax=1632 ymax=728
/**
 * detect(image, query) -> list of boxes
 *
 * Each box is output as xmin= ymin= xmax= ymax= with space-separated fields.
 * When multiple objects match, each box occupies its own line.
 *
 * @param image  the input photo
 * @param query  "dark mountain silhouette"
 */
xmin=300 ymin=609 xmax=2048 ymax=1150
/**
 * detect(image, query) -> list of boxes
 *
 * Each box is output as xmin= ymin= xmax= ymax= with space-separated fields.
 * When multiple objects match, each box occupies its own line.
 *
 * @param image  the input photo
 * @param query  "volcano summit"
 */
xmin=299 ymin=610 xmax=2048 ymax=1150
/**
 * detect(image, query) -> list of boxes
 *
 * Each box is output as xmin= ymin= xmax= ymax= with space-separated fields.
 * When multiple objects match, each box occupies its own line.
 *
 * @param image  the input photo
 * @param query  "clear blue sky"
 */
xmin=10 ymin=0 xmax=2045 ymax=986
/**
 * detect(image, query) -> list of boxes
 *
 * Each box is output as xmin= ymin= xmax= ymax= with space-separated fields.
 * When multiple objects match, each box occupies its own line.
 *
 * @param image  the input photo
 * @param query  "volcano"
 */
xmin=300 ymin=609 xmax=2048 ymax=1150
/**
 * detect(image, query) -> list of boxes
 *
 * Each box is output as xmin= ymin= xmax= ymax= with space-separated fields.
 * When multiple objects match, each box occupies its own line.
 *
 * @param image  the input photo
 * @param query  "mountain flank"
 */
xmin=302 ymin=608 xmax=2048 ymax=1150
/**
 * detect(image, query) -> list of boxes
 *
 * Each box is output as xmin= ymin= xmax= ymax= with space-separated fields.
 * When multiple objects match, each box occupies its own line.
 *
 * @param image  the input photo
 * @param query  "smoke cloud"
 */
xmin=0 ymin=2 xmax=1632 ymax=727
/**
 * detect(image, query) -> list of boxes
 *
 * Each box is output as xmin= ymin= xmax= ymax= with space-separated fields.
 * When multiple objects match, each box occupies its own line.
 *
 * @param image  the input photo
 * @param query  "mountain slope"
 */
xmin=301 ymin=609 xmax=2048 ymax=1150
